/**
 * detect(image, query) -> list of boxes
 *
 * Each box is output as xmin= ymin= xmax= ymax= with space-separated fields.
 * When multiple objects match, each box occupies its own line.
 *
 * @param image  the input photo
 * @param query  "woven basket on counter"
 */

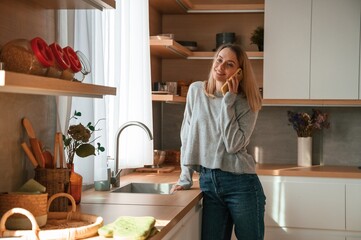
xmin=0 ymin=193 xmax=48 ymax=230
xmin=34 ymin=168 xmax=70 ymax=212
xmin=0 ymin=193 xmax=103 ymax=240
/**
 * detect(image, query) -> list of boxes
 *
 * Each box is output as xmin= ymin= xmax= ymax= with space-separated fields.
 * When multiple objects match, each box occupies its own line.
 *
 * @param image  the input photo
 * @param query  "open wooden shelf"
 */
xmin=0 ymin=71 xmax=116 ymax=98
xmin=152 ymin=94 xmax=186 ymax=103
xmin=30 ymin=0 xmax=115 ymax=10
xmin=150 ymin=39 xmax=263 ymax=60
xmin=150 ymin=1 xmax=264 ymax=14
xmin=150 ymin=39 xmax=193 ymax=58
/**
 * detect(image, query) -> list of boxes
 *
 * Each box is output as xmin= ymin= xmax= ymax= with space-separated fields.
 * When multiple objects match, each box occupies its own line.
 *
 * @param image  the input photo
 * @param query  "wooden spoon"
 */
xmin=22 ymin=117 xmax=36 ymax=139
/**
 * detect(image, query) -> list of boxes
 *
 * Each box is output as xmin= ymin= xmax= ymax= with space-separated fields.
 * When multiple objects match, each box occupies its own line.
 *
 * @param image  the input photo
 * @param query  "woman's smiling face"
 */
xmin=212 ymin=47 xmax=240 ymax=83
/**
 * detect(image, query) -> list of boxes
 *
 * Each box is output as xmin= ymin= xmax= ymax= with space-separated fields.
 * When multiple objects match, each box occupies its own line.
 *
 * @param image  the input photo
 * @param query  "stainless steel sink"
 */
xmin=111 ymin=182 xmax=174 ymax=195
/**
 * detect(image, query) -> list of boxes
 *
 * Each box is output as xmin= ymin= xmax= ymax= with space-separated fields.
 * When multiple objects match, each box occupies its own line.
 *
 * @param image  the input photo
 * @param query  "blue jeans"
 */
xmin=199 ymin=167 xmax=266 ymax=240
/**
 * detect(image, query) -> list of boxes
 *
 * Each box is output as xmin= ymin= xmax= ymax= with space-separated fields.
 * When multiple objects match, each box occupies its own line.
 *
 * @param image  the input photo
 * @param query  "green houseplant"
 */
xmin=250 ymin=26 xmax=264 ymax=51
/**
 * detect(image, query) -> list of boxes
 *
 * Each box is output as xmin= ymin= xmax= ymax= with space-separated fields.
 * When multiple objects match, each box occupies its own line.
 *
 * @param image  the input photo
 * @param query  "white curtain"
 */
xmin=56 ymin=0 xmax=153 ymax=183
xmin=111 ymin=0 xmax=153 ymax=169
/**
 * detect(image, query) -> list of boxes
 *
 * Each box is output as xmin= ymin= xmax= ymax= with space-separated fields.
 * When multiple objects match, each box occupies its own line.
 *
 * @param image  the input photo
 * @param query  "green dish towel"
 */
xmin=98 ymin=216 xmax=158 ymax=239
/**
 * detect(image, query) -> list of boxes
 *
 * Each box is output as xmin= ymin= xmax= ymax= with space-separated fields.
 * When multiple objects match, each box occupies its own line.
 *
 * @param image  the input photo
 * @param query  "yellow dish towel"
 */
xmin=98 ymin=216 xmax=158 ymax=239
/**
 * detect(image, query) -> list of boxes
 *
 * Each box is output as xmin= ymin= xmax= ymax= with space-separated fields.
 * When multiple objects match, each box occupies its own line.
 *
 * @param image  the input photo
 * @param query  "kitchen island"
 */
xmin=79 ymin=164 xmax=361 ymax=239
xmin=79 ymin=170 xmax=202 ymax=239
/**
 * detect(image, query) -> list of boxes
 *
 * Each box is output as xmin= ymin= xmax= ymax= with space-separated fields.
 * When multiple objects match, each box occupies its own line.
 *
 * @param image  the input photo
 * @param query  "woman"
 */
xmin=172 ymin=43 xmax=265 ymax=240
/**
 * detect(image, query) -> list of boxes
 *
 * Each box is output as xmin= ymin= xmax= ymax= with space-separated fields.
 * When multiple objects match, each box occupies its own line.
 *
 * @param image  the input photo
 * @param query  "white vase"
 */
xmin=297 ymin=137 xmax=312 ymax=167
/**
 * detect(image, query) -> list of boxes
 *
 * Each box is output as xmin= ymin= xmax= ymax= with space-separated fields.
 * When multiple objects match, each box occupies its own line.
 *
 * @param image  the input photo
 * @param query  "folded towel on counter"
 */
xmin=98 ymin=216 xmax=158 ymax=239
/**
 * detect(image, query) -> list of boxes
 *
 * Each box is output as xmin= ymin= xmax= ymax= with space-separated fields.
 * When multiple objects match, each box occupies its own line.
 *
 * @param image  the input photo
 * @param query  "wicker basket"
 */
xmin=0 ymin=193 xmax=104 ymax=240
xmin=34 ymin=168 xmax=70 ymax=212
xmin=0 ymin=193 xmax=48 ymax=230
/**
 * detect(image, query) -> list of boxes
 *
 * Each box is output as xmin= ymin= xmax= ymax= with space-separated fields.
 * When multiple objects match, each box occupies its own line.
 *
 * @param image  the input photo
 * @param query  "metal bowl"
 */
xmin=144 ymin=150 xmax=166 ymax=168
xmin=153 ymin=150 xmax=166 ymax=166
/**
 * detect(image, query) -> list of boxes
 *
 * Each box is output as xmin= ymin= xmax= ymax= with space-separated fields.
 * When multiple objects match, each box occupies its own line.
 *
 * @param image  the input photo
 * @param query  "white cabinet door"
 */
xmin=163 ymin=200 xmax=202 ymax=240
xmin=264 ymin=0 xmax=361 ymax=100
xmin=265 ymin=227 xmax=345 ymax=240
xmin=260 ymin=176 xmax=345 ymax=230
xmin=264 ymin=0 xmax=311 ymax=99
xmin=181 ymin=202 xmax=202 ymax=240
xmin=281 ymin=181 xmax=345 ymax=230
xmin=346 ymin=184 xmax=361 ymax=231
xmin=310 ymin=0 xmax=361 ymax=99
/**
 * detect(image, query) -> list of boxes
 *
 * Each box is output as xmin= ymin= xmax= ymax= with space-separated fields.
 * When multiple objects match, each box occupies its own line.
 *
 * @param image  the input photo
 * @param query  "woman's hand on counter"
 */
xmin=171 ymin=184 xmax=185 ymax=193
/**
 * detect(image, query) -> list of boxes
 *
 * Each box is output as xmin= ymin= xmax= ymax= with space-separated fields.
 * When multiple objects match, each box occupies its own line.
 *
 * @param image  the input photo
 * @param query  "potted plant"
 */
xmin=63 ymin=110 xmax=105 ymax=203
xmin=250 ymin=26 xmax=264 ymax=51
xmin=287 ymin=109 xmax=330 ymax=167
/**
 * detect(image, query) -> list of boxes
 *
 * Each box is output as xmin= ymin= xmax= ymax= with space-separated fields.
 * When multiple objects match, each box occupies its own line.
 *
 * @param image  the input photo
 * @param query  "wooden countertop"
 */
xmin=79 ymin=171 xmax=202 ymax=239
xmin=256 ymin=164 xmax=361 ymax=178
xmin=79 ymin=164 xmax=360 ymax=239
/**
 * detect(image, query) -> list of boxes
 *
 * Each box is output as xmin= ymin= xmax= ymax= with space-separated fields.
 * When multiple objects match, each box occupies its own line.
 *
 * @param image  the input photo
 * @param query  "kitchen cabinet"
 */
xmin=265 ymin=227 xmax=345 ymax=240
xmin=162 ymin=200 xmax=202 ymax=240
xmin=263 ymin=0 xmax=311 ymax=99
xmin=264 ymin=0 xmax=361 ymax=101
xmin=346 ymin=183 xmax=361 ymax=231
xmin=149 ymin=1 xmax=264 ymax=104
xmin=261 ymin=176 xmax=345 ymax=230
xmin=310 ymin=0 xmax=360 ymax=99
xmin=260 ymin=175 xmax=361 ymax=239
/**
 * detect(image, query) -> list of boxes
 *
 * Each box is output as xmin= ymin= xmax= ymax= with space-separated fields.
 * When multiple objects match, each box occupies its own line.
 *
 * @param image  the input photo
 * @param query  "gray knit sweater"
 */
xmin=177 ymin=81 xmax=259 ymax=189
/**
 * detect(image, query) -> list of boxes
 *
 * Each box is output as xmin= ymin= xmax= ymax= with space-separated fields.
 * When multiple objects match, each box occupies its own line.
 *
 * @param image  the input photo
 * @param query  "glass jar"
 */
xmin=63 ymin=46 xmax=82 ymax=81
xmin=75 ymin=50 xmax=91 ymax=82
xmin=0 ymin=37 xmax=54 ymax=76
xmin=49 ymin=43 xmax=73 ymax=80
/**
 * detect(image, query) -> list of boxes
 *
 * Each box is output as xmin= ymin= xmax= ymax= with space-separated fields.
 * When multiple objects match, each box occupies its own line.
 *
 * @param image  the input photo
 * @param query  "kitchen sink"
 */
xmin=111 ymin=182 xmax=174 ymax=195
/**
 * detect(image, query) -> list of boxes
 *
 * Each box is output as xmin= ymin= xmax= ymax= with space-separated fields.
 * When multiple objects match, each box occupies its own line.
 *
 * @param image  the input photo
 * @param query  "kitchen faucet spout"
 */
xmin=111 ymin=121 xmax=153 ymax=188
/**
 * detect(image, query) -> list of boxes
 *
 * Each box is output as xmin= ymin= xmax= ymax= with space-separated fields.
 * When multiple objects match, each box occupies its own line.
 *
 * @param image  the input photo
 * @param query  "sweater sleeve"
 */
xmin=219 ymin=92 xmax=258 ymax=154
xmin=176 ymin=85 xmax=195 ymax=189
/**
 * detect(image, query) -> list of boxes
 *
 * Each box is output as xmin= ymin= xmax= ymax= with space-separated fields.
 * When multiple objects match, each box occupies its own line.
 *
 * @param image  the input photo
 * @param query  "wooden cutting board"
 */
xmin=135 ymin=166 xmax=175 ymax=173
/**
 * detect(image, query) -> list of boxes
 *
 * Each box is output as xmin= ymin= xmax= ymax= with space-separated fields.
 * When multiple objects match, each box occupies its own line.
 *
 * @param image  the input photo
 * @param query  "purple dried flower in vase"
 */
xmin=287 ymin=109 xmax=330 ymax=137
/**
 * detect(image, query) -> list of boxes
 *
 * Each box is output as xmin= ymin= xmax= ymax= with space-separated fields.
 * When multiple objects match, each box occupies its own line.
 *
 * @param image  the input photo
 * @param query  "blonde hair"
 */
xmin=204 ymin=43 xmax=262 ymax=112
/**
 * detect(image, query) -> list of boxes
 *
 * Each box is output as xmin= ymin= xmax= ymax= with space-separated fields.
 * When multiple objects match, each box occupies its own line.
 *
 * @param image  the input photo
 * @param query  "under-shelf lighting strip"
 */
xmin=175 ymin=0 xmax=264 ymax=14
xmin=187 ymin=56 xmax=263 ymax=60
xmin=187 ymin=9 xmax=264 ymax=13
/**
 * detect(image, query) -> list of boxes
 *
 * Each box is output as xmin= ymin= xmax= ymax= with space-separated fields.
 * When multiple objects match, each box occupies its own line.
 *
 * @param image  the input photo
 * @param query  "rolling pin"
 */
xmin=20 ymin=142 xmax=39 ymax=168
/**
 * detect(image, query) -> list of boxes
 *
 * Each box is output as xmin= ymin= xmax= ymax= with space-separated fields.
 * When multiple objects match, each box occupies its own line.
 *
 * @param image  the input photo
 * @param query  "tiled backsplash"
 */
xmin=160 ymin=104 xmax=361 ymax=167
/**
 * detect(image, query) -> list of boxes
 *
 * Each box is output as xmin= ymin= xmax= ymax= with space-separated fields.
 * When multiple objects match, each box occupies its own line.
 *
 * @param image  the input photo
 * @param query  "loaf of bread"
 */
xmin=221 ymin=68 xmax=242 ymax=95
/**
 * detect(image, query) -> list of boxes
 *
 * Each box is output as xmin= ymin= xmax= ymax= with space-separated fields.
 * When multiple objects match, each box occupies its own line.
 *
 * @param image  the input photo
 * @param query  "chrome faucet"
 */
xmin=111 ymin=121 xmax=153 ymax=188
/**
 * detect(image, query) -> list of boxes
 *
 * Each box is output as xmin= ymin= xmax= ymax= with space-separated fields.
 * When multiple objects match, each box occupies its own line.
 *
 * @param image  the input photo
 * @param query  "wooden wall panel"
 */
xmin=149 ymin=5 xmax=163 ymax=149
xmin=162 ymin=59 xmax=263 ymax=88
xmin=162 ymin=13 xmax=264 ymax=52
xmin=0 ymin=0 xmax=55 ymax=46
xmin=0 ymin=1 xmax=56 ymax=192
